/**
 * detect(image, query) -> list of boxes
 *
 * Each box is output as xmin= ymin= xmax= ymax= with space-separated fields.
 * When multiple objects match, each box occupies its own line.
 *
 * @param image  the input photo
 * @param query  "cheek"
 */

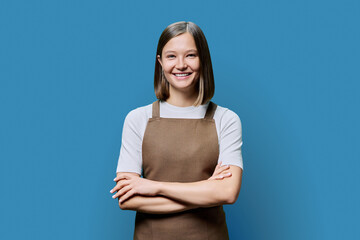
xmin=191 ymin=60 xmax=201 ymax=71
xmin=195 ymin=64 xmax=200 ymax=72
xmin=162 ymin=61 xmax=173 ymax=73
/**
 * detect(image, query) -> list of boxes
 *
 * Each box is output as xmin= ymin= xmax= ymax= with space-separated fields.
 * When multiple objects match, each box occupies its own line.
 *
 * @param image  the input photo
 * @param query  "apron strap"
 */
xmin=204 ymin=101 xmax=217 ymax=120
xmin=152 ymin=100 xmax=160 ymax=118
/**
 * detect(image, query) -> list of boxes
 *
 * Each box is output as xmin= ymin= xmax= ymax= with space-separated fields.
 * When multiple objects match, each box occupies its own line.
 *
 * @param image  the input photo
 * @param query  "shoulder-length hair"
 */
xmin=154 ymin=21 xmax=215 ymax=106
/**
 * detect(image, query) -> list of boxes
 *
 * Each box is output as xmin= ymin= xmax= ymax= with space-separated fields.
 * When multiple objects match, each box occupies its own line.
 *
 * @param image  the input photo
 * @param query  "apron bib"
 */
xmin=134 ymin=100 xmax=229 ymax=240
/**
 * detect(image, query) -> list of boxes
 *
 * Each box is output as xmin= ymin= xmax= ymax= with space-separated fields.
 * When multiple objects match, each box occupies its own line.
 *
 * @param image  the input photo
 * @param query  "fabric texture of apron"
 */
xmin=134 ymin=99 xmax=229 ymax=240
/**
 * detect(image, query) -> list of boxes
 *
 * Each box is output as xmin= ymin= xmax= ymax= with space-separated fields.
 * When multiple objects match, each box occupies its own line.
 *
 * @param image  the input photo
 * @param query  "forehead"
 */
xmin=163 ymin=32 xmax=197 ymax=53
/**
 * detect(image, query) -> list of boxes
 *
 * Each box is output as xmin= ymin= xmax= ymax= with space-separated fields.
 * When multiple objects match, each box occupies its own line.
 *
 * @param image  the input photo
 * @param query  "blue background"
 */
xmin=1 ymin=0 xmax=359 ymax=239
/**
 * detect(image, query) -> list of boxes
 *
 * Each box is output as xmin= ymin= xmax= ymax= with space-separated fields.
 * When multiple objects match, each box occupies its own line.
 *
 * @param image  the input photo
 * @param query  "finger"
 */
xmin=110 ymin=180 xmax=130 ymax=193
xmin=214 ymin=172 xmax=232 ymax=180
xmin=213 ymin=164 xmax=229 ymax=176
xmin=215 ymin=161 xmax=222 ymax=170
xmin=119 ymin=189 xmax=136 ymax=203
xmin=114 ymin=173 xmax=134 ymax=181
xmin=222 ymin=172 xmax=232 ymax=178
xmin=117 ymin=180 xmax=131 ymax=191
xmin=112 ymin=185 xmax=131 ymax=199
xmin=213 ymin=162 xmax=223 ymax=175
xmin=208 ymin=176 xmax=215 ymax=180
xmin=110 ymin=182 xmax=121 ymax=193
xmin=217 ymin=165 xmax=230 ymax=173
xmin=210 ymin=176 xmax=222 ymax=180
xmin=114 ymin=174 xmax=131 ymax=182
xmin=215 ymin=161 xmax=222 ymax=171
xmin=116 ymin=185 xmax=132 ymax=198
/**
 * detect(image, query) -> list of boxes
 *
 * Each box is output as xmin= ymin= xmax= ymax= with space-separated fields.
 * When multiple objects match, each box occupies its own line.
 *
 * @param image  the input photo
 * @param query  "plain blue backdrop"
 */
xmin=1 ymin=0 xmax=359 ymax=239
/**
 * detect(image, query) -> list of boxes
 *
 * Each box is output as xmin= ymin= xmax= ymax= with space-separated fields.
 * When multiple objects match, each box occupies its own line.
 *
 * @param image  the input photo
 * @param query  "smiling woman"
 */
xmin=111 ymin=21 xmax=244 ymax=240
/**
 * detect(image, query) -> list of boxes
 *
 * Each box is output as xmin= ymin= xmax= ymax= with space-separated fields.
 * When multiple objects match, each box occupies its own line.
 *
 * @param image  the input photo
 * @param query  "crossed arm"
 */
xmin=110 ymin=163 xmax=242 ymax=214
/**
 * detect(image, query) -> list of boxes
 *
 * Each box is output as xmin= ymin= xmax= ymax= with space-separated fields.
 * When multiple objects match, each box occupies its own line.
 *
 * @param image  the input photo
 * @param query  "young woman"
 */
xmin=110 ymin=21 xmax=243 ymax=240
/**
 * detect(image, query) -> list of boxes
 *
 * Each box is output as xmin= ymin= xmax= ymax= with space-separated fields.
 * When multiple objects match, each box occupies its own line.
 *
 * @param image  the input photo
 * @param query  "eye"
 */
xmin=187 ymin=53 xmax=197 ymax=57
xmin=166 ymin=55 xmax=175 ymax=59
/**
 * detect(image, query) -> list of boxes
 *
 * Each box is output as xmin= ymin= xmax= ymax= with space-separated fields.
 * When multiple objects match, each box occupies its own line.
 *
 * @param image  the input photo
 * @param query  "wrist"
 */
xmin=156 ymin=181 xmax=166 ymax=196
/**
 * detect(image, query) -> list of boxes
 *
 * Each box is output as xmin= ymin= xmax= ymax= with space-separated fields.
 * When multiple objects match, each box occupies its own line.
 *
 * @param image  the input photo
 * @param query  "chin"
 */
xmin=172 ymin=82 xmax=199 ymax=92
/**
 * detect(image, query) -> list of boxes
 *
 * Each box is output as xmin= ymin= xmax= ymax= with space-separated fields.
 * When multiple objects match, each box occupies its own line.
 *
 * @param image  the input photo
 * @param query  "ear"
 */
xmin=157 ymin=55 xmax=163 ymax=67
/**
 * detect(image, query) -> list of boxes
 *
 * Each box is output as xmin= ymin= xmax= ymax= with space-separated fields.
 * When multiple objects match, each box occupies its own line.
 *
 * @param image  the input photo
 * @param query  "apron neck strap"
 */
xmin=204 ymin=101 xmax=217 ymax=120
xmin=152 ymin=100 xmax=160 ymax=118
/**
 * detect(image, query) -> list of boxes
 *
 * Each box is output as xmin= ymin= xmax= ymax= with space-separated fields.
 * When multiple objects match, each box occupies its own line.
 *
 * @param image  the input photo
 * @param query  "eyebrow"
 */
xmin=164 ymin=49 xmax=198 ymax=54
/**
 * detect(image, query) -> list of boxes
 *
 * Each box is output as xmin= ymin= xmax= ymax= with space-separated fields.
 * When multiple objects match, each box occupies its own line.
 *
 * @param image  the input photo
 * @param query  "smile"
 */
xmin=173 ymin=73 xmax=192 ymax=77
xmin=172 ymin=72 xmax=193 ymax=80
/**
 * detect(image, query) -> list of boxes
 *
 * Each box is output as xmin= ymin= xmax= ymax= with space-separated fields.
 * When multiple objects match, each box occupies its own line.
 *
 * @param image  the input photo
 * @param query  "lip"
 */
xmin=172 ymin=72 xmax=193 ymax=80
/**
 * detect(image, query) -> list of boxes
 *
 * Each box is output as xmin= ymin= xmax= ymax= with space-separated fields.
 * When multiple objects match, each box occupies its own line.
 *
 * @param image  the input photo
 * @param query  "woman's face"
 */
xmin=157 ymin=32 xmax=200 ymax=95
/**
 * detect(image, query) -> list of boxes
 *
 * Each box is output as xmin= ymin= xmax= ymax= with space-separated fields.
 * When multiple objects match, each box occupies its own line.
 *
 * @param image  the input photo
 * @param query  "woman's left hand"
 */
xmin=110 ymin=173 xmax=160 ymax=203
xmin=208 ymin=161 xmax=232 ymax=180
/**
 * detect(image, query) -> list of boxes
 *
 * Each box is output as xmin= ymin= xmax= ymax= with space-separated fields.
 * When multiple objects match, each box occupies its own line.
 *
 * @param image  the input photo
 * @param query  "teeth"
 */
xmin=175 ymin=73 xmax=190 ymax=76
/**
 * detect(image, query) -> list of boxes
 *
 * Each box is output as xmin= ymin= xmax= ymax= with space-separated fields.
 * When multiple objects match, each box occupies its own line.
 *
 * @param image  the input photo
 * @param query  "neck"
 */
xmin=166 ymin=86 xmax=198 ymax=107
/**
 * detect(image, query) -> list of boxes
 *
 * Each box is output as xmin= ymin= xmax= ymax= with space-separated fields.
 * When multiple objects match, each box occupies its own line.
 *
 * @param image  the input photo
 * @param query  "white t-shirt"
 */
xmin=116 ymin=100 xmax=244 ymax=174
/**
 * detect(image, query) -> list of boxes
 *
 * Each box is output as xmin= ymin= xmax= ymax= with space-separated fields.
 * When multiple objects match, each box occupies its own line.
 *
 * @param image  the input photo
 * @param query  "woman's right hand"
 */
xmin=208 ymin=162 xmax=232 ymax=180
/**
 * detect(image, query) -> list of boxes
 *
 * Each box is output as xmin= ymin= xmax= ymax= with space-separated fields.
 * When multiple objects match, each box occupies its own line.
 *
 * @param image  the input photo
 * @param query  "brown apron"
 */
xmin=134 ymin=100 xmax=229 ymax=240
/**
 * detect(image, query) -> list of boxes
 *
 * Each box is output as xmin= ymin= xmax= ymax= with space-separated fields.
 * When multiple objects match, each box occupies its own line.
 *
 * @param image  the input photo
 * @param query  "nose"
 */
xmin=176 ymin=57 xmax=187 ymax=70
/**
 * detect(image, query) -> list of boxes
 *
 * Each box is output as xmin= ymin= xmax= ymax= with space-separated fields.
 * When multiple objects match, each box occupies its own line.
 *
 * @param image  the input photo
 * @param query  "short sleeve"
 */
xmin=116 ymin=110 xmax=143 ymax=174
xmin=218 ymin=110 xmax=244 ymax=170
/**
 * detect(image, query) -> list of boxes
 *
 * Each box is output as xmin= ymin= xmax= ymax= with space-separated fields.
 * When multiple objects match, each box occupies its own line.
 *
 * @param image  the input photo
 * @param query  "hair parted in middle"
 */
xmin=154 ymin=21 xmax=215 ymax=106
